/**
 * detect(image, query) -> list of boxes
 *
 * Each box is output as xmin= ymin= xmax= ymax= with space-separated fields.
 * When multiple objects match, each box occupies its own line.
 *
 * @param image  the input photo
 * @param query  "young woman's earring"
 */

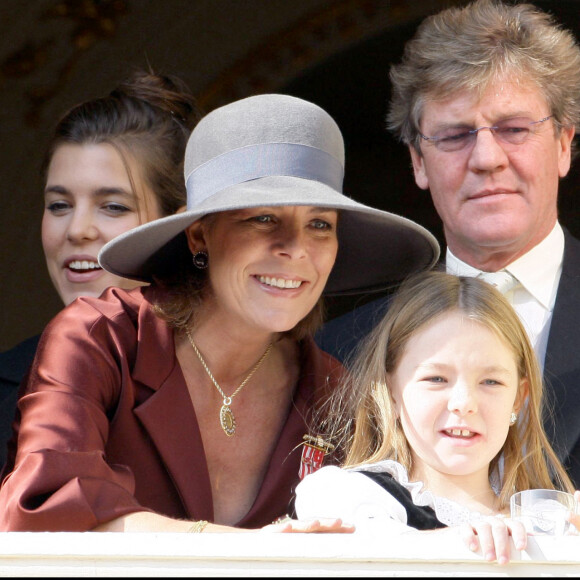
xmin=192 ymin=250 xmax=209 ymax=270
xmin=509 ymin=412 xmax=517 ymax=426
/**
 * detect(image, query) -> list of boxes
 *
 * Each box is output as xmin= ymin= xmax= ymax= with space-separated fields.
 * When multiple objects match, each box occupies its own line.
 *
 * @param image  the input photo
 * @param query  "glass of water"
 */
xmin=510 ymin=489 xmax=577 ymax=536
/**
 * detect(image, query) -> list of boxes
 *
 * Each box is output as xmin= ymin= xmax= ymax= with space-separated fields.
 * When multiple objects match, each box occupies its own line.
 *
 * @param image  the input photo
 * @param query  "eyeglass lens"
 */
xmin=421 ymin=116 xmax=552 ymax=152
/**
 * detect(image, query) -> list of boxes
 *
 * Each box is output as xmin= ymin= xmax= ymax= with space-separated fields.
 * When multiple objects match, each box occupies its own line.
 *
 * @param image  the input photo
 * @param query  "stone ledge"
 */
xmin=0 ymin=532 xmax=577 ymax=576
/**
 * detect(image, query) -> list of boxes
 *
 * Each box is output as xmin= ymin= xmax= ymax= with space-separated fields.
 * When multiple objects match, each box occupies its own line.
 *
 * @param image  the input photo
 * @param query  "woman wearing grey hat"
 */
xmin=0 ymin=94 xmax=439 ymax=533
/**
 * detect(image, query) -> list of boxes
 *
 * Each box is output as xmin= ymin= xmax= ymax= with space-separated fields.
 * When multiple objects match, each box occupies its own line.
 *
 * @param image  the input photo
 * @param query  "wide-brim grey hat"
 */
xmin=99 ymin=94 xmax=439 ymax=296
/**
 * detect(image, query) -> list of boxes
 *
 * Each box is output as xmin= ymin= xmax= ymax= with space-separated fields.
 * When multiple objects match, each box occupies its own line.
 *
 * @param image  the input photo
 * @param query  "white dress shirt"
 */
xmin=446 ymin=222 xmax=565 ymax=369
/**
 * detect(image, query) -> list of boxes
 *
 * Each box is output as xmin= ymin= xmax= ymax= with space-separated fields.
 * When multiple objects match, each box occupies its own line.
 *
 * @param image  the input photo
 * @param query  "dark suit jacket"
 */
xmin=543 ymin=230 xmax=580 ymax=487
xmin=316 ymin=229 xmax=580 ymax=487
xmin=0 ymin=335 xmax=40 ymax=469
xmin=0 ymin=286 xmax=344 ymax=531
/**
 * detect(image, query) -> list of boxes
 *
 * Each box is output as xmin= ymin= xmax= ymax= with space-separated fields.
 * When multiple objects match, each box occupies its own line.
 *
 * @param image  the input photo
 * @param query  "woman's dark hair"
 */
xmin=42 ymin=69 xmax=201 ymax=217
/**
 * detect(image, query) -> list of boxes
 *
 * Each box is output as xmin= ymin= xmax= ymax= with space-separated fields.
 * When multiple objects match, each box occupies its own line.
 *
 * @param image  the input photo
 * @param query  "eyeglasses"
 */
xmin=419 ymin=115 xmax=554 ymax=152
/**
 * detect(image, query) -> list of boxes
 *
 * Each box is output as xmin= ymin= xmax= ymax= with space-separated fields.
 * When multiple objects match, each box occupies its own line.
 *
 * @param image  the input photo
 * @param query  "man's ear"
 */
xmin=557 ymin=124 xmax=575 ymax=179
xmin=409 ymin=146 xmax=429 ymax=191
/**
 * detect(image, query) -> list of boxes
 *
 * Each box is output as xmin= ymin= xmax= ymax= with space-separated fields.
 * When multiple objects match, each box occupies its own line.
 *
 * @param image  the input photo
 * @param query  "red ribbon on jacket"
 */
xmin=299 ymin=434 xmax=334 ymax=479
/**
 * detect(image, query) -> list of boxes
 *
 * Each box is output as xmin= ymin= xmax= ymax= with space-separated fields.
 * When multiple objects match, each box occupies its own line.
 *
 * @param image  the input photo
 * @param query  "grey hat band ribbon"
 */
xmin=185 ymin=142 xmax=344 ymax=205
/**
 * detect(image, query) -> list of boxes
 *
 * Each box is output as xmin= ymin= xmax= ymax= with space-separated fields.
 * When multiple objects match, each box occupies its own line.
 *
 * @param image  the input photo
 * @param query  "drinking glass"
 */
xmin=510 ymin=489 xmax=577 ymax=536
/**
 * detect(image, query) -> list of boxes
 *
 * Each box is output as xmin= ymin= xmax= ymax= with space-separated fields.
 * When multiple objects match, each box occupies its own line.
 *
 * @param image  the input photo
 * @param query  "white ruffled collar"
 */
xmin=348 ymin=460 xmax=497 ymax=526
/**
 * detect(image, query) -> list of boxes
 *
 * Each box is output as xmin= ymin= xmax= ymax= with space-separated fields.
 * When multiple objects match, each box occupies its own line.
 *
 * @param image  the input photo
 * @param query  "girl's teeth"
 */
xmin=258 ymin=276 xmax=302 ymax=289
xmin=69 ymin=260 xmax=101 ymax=271
xmin=448 ymin=429 xmax=473 ymax=437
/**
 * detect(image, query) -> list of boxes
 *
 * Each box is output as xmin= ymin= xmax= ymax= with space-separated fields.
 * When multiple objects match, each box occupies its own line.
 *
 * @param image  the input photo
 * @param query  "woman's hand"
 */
xmin=261 ymin=517 xmax=355 ymax=534
xmin=458 ymin=515 xmax=527 ymax=565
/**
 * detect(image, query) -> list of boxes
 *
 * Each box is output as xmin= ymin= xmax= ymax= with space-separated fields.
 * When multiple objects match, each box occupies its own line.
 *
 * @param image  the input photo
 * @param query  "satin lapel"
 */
xmin=133 ymin=365 xmax=214 ymax=521
xmin=543 ymin=230 xmax=580 ymax=459
xmin=131 ymin=290 xmax=213 ymax=520
xmin=237 ymin=340 xmax=314 ymax=527
xmin=238 ymin=338 xmax=344 ymax=527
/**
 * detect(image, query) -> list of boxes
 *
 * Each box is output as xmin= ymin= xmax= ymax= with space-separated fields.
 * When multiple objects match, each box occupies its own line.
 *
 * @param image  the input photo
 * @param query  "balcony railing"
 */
xmin=0 ymin=531 xmax=578 ymax=576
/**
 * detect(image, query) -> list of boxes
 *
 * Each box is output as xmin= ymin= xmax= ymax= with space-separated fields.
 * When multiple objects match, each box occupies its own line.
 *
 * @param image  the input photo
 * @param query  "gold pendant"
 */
xmin=220 ymin=404 xmax=236 ymax=436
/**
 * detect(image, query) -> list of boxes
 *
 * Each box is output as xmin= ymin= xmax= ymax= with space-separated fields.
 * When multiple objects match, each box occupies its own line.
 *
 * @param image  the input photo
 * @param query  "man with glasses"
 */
xmin=317 ymin=0 xmax=580 ymax=486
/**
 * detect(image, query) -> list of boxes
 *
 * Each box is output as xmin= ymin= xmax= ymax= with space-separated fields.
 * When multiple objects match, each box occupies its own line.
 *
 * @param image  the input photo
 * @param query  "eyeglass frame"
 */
xmin=418 ymin=115 xmax=555 ymax=152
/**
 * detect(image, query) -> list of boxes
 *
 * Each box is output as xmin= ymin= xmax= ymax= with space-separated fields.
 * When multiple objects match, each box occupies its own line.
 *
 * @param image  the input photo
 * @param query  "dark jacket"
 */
xmin=0 ymin=335 xmax=40 ymax=469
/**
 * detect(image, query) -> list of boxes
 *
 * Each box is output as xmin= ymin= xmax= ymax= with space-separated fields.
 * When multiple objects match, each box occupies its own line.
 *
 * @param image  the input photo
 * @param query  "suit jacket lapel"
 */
xmin=238 ymin=338 xmax=344 ymax=527
xmin=236 ymin=339 xmax=316 ymax=526
xmin=543 ymin=229 xmax=580 ymax=460
xmin=131 ymin=291 xmax=214 ymax=521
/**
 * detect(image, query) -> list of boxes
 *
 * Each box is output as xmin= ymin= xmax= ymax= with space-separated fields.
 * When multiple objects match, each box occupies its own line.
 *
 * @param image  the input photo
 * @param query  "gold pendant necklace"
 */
xmin=186 ymin=330 xmax=272 ymax=437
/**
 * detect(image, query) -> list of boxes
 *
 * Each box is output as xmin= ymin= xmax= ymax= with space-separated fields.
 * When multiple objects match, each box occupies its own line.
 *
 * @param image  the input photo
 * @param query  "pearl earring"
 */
xmin=509 ymin=412 xmax=517 ymax=426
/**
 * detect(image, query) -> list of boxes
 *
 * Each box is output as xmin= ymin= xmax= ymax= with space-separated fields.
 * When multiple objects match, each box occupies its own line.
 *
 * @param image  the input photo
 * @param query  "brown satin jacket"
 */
xmin=0 ymin=286 xmax=344 ymax=531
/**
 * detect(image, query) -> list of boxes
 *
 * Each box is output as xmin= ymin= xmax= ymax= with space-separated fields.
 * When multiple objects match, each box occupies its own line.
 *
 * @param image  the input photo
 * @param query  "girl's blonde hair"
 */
xmin=322 ymin=271 xmax=573 ymax=509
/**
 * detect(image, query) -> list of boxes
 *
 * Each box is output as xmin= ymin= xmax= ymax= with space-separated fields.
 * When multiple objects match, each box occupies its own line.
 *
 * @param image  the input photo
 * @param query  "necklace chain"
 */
xmin=185 ymin=330 xmax=272 ymax=436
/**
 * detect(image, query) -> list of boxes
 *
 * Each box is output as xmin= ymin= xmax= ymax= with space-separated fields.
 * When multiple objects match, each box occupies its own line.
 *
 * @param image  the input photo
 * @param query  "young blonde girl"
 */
xmin=296 ymin=271 xmax=575 ymax=564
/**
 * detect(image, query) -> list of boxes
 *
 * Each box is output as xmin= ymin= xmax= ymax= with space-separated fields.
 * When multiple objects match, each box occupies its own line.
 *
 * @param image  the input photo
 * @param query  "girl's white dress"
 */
xmin=295 ymin=460 xmax=490 ymax=534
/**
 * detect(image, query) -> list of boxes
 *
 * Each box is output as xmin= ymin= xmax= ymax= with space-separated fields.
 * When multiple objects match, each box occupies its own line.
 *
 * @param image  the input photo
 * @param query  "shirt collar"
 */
xmin=445 ymin=222 xmax=564 ymax=310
